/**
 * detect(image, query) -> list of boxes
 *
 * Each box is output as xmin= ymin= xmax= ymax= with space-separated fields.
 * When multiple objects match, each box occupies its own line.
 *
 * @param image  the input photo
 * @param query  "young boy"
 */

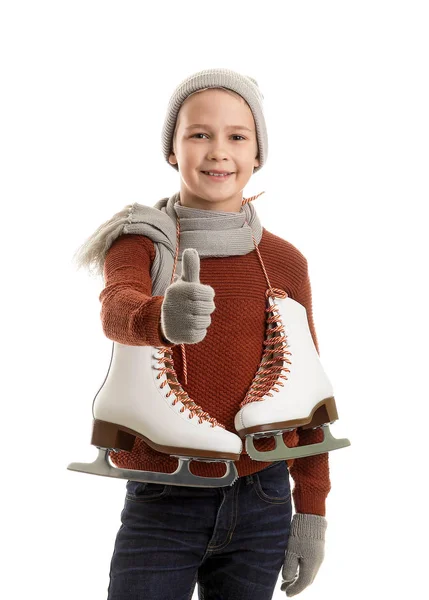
xmin=75 ymin=68 xmax=330 ymax=599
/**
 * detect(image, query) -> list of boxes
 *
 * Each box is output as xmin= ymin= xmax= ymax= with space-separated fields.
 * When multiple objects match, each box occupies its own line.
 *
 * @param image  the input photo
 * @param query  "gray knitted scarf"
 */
xmin=74 ymin=190 xmax=265 ymax=299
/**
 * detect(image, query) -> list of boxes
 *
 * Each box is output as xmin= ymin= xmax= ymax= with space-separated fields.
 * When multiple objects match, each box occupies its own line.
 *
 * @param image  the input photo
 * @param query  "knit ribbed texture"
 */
xmin=99 ymin=230 xmax=331 ymax=515
xmin=291 ymin=513 xmax=327 ymax=540
xmin=161 ymin=68 xmax=268 ymax=173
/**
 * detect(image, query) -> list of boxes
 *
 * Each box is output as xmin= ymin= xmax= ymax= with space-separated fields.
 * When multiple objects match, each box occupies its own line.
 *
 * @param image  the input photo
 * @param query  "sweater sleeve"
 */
xmin=99 ymin=234 xmax=175 ymax=348
xmin=288 ymin=261 xmax=332 ymax=516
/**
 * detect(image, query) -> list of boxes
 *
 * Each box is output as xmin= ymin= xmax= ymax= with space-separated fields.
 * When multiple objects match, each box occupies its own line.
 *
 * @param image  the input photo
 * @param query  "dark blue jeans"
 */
xmin=107 ymin=460 xmax=292 ymax=600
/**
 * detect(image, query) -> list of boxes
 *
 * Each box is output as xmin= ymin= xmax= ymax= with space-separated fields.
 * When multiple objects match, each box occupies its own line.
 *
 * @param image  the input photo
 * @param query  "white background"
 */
xmin=2 ymin=1 xmax=428 ymax=598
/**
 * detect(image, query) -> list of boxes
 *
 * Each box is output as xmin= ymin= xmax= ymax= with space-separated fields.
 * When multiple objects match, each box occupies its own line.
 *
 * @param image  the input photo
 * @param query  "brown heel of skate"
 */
xmin=300 ymin=397 xmax=339 ymax=430
xmin=91 ymin=419 xmax=136 ymax=452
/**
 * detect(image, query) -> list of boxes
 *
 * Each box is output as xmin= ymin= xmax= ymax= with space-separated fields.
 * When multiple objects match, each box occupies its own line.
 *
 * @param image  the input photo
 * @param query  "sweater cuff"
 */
xmin=135 ymin=296 xmax=176 ymax=348
xmin=292 ymin=487 xmax=327 ymax=517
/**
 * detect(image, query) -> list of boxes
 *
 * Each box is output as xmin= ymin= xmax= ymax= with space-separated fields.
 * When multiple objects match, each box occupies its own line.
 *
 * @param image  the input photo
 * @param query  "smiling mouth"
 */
xmin=201 ymin=171 xmax=235 ymax=178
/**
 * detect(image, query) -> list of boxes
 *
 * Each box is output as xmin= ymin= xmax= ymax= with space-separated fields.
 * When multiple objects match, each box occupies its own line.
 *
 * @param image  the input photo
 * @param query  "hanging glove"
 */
xmin=281 ymin=513 xmax=327 ymax=597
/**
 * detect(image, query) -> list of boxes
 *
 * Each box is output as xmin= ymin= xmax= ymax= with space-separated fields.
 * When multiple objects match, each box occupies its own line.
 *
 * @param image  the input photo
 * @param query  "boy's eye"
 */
xmin=191 ymin=133 xmax=245 ymax=141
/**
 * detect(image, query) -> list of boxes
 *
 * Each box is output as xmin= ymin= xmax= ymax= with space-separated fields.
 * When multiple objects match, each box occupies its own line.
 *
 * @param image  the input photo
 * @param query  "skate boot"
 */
xmin=68 ymin=341 xmax=242 ymax=488
xmin=234 ymin=290 xmax=351 ymax=461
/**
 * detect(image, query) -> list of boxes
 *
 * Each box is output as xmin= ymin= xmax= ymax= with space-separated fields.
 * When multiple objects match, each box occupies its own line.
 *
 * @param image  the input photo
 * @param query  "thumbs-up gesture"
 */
xmin=160 ymin=248 xmax=216 ymax=345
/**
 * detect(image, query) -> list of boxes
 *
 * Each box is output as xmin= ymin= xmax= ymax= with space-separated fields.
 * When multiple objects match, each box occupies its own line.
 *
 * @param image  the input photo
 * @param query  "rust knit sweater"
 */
xmin=99 ymin=228 xmax=331 ymax=516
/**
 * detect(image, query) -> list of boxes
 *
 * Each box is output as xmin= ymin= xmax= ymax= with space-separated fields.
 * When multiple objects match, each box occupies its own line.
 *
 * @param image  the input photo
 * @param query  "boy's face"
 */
xmin=169 ymin=88 xmax=260 ymax=212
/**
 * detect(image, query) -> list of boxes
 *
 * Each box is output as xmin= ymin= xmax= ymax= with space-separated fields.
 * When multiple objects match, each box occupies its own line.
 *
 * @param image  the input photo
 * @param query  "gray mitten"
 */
xmin=160 ymin=248 xmax=216 ymax=345
xmin=281 ymin=513 xmax=327 ymax=596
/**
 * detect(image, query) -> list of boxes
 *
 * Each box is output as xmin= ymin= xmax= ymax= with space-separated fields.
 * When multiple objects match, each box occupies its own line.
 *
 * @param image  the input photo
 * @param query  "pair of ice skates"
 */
xmin=68 ymin=291 xmax=351 ymax=488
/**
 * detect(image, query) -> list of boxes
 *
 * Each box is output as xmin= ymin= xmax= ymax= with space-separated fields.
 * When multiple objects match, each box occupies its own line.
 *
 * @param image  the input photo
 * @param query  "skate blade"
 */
xmin=67 ymin=448 xmax=239 ymax=488
xmin=245 ymin=424 xmax=351 ymax=461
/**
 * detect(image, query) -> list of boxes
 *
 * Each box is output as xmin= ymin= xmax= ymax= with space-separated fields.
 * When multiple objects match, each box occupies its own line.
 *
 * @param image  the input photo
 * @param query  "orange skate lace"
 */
xmin=154 ymin=347 xmax=220 ymax=426
xmin=239 ymin=287 xmax=292 ymax=407
xmin=154 ymin=191 xmax=291 ymax=425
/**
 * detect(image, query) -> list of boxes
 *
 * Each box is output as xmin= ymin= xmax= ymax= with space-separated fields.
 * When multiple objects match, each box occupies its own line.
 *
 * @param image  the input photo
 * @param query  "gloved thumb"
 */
xmin=281 ymin=552 xmax=299 ymax=591
xmin=180 ymin=248 xmax=200 ymax=284
xmin=284 ymin=561 xmax=314 ymax=597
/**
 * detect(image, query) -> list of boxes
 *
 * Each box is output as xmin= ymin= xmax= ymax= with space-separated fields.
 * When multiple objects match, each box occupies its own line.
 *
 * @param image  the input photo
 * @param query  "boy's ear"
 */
xmin=169 ymin=151 xmax=177 ymax=166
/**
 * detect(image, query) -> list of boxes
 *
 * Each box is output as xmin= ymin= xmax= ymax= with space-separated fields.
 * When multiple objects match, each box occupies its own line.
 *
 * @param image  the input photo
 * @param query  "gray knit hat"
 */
xmin=161 ymin=68 xmax=268 ymax=174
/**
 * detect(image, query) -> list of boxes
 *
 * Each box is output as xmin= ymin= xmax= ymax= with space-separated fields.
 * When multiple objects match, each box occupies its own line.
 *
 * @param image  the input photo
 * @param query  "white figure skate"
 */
xmin=68 ymin=341 xmax=242 ymax=488
xmin=234 ymin=292 xmax=351 ymax=460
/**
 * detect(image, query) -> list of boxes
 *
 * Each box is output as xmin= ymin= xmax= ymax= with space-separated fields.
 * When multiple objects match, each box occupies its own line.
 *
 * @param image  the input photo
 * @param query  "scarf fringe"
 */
xmin=72 ymin=203 xmax=136 ymax=279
